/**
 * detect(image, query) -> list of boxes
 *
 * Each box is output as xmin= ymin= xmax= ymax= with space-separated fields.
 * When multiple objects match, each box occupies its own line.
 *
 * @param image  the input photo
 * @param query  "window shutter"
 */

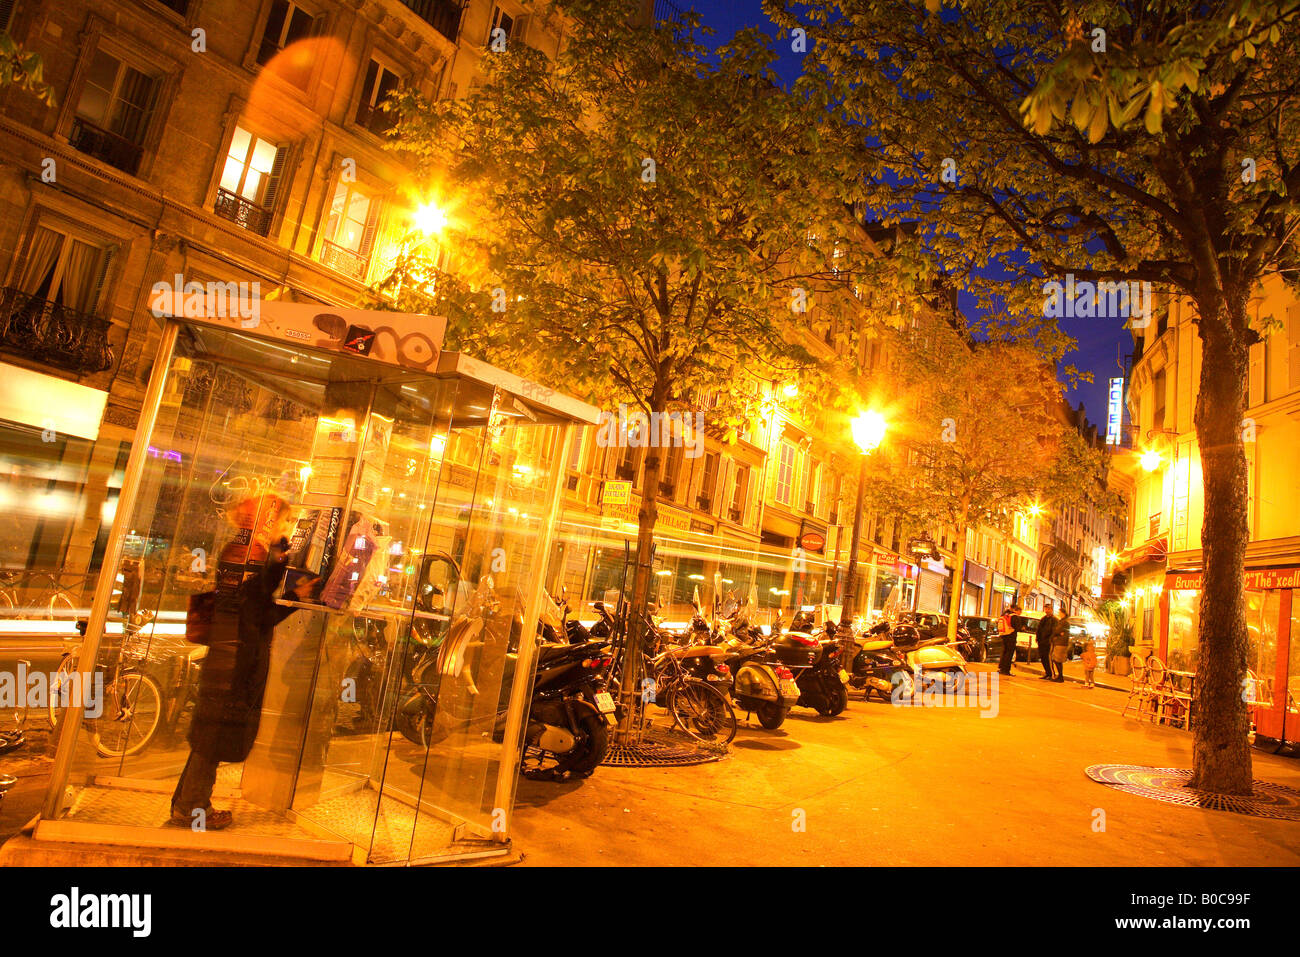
xmin=358 ymin=198 xmax=380 ymax=260
xmin=0 ymin=0 xmax=15 ymax=34
xmin=1248 ymin=340 xmax=1264 ymax=408
xmin=1288 ymin=302 xmax=1300 ymax=393
xmin=357 ymin=60 xmax=379 ymax=125
xmin=261 ymin=146 xmax=287 ymax=211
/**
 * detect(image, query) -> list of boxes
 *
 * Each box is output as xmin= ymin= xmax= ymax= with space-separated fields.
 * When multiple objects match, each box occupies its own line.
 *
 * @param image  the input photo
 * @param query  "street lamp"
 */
xmin=839 ymin=410 xmax=888 ymax=637
xmin=1140 ymin=448 xmax=1162 ymax=472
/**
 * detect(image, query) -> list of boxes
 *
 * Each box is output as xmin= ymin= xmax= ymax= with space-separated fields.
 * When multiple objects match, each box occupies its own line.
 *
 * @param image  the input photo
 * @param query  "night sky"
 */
xmin=688 ymin=0 xmax=1127 ymax=428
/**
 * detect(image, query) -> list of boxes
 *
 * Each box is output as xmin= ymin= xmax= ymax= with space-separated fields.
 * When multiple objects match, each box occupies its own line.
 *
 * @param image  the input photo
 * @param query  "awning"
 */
xmin=1115 ymin=536 xmax=1167 ymax=572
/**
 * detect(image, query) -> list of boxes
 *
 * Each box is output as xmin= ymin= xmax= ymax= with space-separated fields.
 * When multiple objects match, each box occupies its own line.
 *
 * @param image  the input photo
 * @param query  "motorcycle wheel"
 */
xmin=528 ymin=712 xmax=608 ymax=780
xmin=394 ymin=707 xmax=433 ymax=748
xmin=755 ymin=701 xmax=785 ymax=730
xmin=827 ymin=682 xmax=848 ymax=716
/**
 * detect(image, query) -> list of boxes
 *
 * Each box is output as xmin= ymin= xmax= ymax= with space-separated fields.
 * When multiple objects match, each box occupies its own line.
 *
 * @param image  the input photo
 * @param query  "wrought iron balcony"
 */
xmin=0 ymin=287 xmax=114 ymax=374
xmin=214 ymin=188 xmax=272 ymax=237
xmin=69 ymin=117 xmax=144 ymax=176
xmin=400 ymin=0 xmax=462 ymax=42
xmin=319 ymin=240 xmax=370 ymax=283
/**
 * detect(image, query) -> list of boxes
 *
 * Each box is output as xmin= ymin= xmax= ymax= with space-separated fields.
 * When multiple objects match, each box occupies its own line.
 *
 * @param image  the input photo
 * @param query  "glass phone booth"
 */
xmin=37 ymin=310 xmax=597 ymax=865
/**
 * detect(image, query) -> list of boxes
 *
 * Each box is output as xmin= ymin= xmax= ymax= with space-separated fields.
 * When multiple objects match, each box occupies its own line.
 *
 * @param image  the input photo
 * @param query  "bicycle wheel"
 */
xmin=48 ymin=653 xmax=79 ymax=728
xmin=94 ymin=671 xmax=163 ymax=758
xmin=46 ymin=592 xmax=76 ymax=621
xmin=667 ymin=679 xmax=736 ymax=745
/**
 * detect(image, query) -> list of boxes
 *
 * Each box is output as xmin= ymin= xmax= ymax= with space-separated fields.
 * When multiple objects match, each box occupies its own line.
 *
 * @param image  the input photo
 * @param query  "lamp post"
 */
xmin=838 ymin=410 xmax=887 ymax=637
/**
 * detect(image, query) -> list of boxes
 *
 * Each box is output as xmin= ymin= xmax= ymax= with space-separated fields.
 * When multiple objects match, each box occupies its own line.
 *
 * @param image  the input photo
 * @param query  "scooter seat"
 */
xmin=668 ymin=644 xmax=728 ymax=659
xmin=860 ymin=639 xmax=893 ymax=652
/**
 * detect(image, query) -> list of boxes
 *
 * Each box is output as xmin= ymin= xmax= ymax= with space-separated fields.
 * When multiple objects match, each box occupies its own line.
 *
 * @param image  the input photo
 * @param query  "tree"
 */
xmin=861 ymin=318 xmax=1115 ymax=642
xmin=770 ymin=0 xmax=1300 ymax=794
xmin=0 ymin=32 xmax=55 ymax=105
xmin=383 ymin=0 xmax=887 ymax=732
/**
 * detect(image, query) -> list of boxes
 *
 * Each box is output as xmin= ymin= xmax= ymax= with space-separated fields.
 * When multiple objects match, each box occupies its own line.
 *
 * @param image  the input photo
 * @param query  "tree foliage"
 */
xmin=0 ymin=32 xmax=56 ymax=106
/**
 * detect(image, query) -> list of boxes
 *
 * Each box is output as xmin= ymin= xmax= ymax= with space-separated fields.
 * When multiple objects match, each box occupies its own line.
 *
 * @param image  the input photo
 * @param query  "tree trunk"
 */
xmin=1189 ymin=294 xmax=1253 ymax=795
xmin=946 ymin=522 xmax=969 ymax=644
xmin=616 ymin=387 xmax=668 ymax=738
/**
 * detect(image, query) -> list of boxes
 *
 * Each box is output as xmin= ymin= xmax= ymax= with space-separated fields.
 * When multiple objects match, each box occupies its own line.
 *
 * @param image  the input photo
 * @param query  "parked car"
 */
xmin=1065 ymin=617 xmax=1094 ymax=659
xmin=1010 ymin=610 xmax=1047 ymax=661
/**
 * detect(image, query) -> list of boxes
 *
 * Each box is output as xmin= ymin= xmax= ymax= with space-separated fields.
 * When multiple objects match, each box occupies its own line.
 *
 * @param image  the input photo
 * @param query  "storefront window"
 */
xmin=1245 ymin=589 xmax=1279 ymax=707
xmin=1167 ymin=589 xmax=1199 ymax=671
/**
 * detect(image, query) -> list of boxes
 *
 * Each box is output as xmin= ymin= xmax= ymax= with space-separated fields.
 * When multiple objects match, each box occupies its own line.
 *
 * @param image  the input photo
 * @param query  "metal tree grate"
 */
xmin=601 ymin=725 xmax=728 ymax=768
xmin=1085 ymin=764 xmax=1300 ymax=820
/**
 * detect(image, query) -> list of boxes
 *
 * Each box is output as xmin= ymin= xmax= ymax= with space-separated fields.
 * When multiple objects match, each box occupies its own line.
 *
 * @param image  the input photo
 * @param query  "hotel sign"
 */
xmin=1106 ymin=377 xmax=1124 ymax=445
xmin=1165 ymin=567 xmax=1300 ymax=591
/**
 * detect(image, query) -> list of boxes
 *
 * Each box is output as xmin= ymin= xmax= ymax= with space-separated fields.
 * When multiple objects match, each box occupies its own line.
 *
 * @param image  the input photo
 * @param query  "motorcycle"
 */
xmin=684 ymin=600 xmax=800 ymax=730
xmin=849 ymin=622 xmax=915 ymax=701
xmin=784 ymin=614 xmax=848 ymax=716
xmin=888 ymin=622 xmax=969 ymax=693
xmin=394 ymin=568 xmax=614 ymax=780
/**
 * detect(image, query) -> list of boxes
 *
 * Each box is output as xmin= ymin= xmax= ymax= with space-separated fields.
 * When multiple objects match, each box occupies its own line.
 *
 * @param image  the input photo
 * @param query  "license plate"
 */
xmin=779 ymin=679 xmax=800 ymax=698
xmin=838 ymin=669 xmax=850 ymax=684
xmin=593 ymin=691 xmax=615 ymax=714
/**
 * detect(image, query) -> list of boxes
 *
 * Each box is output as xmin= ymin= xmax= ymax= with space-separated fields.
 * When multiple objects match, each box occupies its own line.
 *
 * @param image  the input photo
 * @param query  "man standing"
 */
xmin=1050 ymin=605 xmax=1071 ymax=682
xmin=996 ymin=604 xmax=1018 ymax=676
xmin=1036 ymin=604 xmax=1056 ymax=679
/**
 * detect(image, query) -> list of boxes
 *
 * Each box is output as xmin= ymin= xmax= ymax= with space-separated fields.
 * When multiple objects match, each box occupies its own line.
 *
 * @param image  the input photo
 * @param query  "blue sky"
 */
xmin=686 ymin=0 xmax=1126 ymax=428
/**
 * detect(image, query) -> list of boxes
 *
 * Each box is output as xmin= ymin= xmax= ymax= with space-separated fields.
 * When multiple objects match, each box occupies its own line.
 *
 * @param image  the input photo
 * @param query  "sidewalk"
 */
xmin=1013 ymin=657 xmax=1132 ymax=693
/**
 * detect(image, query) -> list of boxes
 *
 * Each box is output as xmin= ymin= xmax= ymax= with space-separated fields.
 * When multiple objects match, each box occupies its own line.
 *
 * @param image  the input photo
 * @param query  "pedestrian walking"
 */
xmin=1080 ymin=639 xmax=1098 ymax=688
xmin=1049 ymin=605 xmax=1070 ymax=682
xmin=1036 ymin=604 xmax=1056 ymax=679
xmin=997 ymin=604 xmax=1018 ymax=675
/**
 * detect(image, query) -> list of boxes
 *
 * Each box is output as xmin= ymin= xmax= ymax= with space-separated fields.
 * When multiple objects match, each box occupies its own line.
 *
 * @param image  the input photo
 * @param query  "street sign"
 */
xmin=602 ymin=480 xmax=632 ymax=506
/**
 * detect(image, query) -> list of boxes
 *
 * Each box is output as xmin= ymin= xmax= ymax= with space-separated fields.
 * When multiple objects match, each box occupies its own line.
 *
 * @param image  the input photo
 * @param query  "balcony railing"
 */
xmin=0 ymin=287 xmax=114 ymax=374
xmin=70 ymin=117 xmax=144 ymax=176
xmin=214 ymin=188 xmax=272 ymax=237
xmin=400 ymin=0 xmax=462 ymax=42
xmin=319 ymin=240 xmax=370 ymax=283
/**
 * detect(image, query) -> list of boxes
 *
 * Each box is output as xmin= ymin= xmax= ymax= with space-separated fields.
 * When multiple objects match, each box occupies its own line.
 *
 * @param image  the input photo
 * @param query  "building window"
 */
xmin=488 ymin=5 xmax=523 ymax=48
xmin=729 ymin=464 xmax=749 ymax=523
xmin=256 ymin=0 xmax=319 ymax=88
xmin=660 ymin=445 xmax=683 ymax=499
xmin=71 ymin=49 xmax=158 ymax=176
xmin=355 ymin=59 xmax=403 ymax=136
xmin=696 ymin=451 xmax=718 ymax=512
xmin=320 ymin=181 xmax=379 ymax=282
xmin=1 ymin=224 xmax=115 ymax=373
xmin=775 ymin=441 xmax=795 ymax=506
xmin=214 ymin=126 xmax=286 ymax=237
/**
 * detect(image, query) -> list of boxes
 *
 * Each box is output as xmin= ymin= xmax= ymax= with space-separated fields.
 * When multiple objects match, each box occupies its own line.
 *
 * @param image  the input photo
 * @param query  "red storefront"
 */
xmin=1160 ymin=565 xmax=1300 ymax=752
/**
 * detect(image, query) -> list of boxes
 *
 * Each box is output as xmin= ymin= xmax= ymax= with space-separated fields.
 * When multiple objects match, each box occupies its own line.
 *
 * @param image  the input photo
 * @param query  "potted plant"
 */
xmin=1097 ymin=600 xmax=1134 ymax=675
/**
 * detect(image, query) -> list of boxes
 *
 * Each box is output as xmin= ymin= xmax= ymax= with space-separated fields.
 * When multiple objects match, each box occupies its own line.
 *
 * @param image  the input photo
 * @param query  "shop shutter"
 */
xmin=917 ymin=568 xmax=943 ymax=612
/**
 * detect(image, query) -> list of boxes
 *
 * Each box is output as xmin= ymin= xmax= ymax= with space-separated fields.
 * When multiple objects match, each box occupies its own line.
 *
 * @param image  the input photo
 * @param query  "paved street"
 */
xmin=512 ymin=665 xmax=1300 ymax=866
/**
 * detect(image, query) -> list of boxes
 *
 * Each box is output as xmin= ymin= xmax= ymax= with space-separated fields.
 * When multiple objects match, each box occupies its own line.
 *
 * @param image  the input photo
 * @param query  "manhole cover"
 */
xmin=1085 ymin=764 xmax=1300 ymax=820
xmin=602 ymin=726 xmax=727 ymax=768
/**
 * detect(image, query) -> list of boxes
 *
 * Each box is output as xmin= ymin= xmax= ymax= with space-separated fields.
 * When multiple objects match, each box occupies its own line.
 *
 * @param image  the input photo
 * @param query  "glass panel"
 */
xmin=1245 ymin=589 xmax=1279 ymax=707
xmin=1167 ymin=588 xmax=1199 ymax=671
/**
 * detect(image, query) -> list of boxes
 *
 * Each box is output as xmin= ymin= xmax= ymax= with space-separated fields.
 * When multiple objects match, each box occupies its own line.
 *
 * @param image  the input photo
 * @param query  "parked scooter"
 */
xmin=395 ymin=570 xmax=615 ymax=780
xmin=888 ymin=622 xmax=968 ymax=693
xmin=784 ymin=613 xmax=848 ymax=716
xmin=684 ymin=600 xmax=799 ymax=729
xmin=848 ymin=622 xmax=915 ymax=701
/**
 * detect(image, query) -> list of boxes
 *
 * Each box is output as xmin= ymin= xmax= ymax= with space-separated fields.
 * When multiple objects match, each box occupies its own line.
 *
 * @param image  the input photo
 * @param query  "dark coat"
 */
xmin=1036 ymin=615 xmax=1057 ymax=647
xmin=1050 ymin=615 xmax=1071 ymax=647
xmin=189 ymin=540 xmax=297 ymax=763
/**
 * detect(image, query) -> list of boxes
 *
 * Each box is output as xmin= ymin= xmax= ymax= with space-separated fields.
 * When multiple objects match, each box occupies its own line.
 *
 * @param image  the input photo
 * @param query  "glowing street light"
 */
xmin=1140 ymin=448 xmax=1162 ymax=472
xmin=850 ymin=409 xmax=888 ymax=453
xmin=413 ymin=201 xmax=448 ymax=237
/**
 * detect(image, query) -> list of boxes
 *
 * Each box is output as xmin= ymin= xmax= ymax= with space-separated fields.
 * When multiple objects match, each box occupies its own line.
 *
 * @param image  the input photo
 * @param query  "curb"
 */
xmin=1012 ymin=665 xmax=1129 ymax=694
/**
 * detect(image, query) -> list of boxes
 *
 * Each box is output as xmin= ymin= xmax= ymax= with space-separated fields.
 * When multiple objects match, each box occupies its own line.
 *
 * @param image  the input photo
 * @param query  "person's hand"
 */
xmin=290 ymin=575 xmax=320 ymax=602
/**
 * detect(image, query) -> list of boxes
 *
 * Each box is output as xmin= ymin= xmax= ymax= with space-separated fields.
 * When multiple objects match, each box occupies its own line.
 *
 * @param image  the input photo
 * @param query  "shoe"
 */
xmin=1053 ymin=677 xmax=1065 ymax=682
xmin=168 ymin=806 xmax=234 ymax=830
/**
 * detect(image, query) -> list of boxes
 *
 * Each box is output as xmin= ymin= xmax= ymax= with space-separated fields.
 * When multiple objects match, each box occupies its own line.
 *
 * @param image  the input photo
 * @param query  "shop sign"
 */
xmin=149 ymin=289 xmax=446 ymax=374
xmin=800 ymin=530 xmax=826 ymax=552
xmin=602 ymin=480 xmax=632 ymax=506
xmin=691 ymin=519 xmax=715 ymax=535
xmin=603 ymin=494 xmax=695 ymax=535
xmin=1166 ymin=566 xmax=1300 ymax=591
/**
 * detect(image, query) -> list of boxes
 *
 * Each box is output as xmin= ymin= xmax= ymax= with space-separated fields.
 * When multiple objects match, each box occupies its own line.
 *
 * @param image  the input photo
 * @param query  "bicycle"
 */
xmin=0 ymin=569 xmax=88 ymax=620
xmin=48 ymin=614 xmax=164 ymax=758
xmin=606 ymin=611 xmax=737 ymax=746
